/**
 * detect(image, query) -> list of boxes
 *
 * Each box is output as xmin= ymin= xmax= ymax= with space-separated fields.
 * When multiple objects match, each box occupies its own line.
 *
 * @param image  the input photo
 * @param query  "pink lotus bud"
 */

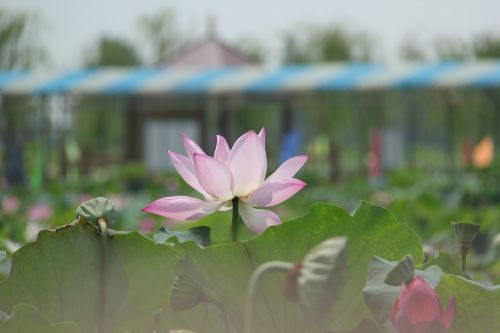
xmin=77 ymin=194 xmax=93 ymax=204
xmin=2 ymin=195 xmax=20 ymax=214
xmin=28 ymin=203 xmax=53 ymax=222
xmin=367 ymin=131 xmax=383 ymax=179
xmin=109 ymin=195 xmax=128 ymax=210
xmin=283 ymin=262 xmax=302 ymax=302
xmin=391 ymin=276 xmax=456 ymax=333
xmin=139 ymin=218 xmax=156 ymax=233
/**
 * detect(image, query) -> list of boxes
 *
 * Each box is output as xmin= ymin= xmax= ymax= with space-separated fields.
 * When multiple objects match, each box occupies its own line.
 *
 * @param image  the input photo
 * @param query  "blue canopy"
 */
xmin=0 ymin=61 xmax=499 ymax=95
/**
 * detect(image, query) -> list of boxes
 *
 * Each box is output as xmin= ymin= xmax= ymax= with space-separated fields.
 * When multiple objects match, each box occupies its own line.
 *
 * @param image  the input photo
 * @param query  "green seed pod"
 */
xmin=452 ymin=222 xmax=480 ymax=243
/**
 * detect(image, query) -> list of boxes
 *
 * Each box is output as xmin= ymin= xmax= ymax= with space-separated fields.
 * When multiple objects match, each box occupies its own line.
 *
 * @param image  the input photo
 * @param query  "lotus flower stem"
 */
xmin=98 ymin=219 xmax=108 ymax=247
xmin=231 ymin=197 xmax=239 ymax=241
xmin=200 ymin=302 xmax=208 ymax=333
xmin=244 ymin=261 xmax=294 ymax=333
xmin=97 ymin=219 xmax=108 ymax=333
xmin=212 ymin=300 xmax=230 ymax=333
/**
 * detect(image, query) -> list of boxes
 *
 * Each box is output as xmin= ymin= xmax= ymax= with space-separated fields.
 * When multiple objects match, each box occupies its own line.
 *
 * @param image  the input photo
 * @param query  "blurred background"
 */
xmin=0 ymin=0 xmax=499 ymax=277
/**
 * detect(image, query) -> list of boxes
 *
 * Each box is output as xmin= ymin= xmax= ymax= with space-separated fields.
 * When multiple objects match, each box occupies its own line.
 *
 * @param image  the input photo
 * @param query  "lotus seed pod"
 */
xmin=452 ymin=222 xmax=480 ymax=243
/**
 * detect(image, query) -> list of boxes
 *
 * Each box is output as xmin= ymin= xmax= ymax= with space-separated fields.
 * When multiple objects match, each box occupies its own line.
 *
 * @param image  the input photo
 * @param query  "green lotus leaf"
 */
xmin=0 ymin=304 xmax=80 ymax=333
xmin=436 ymin=274 xmax=500 ymax=333
xmin=0 ymin=222 xmax=180 ymax=332
xmin=154 ymin=226 xmax=211 ymax=247
xmin=176 ymin=202 xmax=423 ymax=333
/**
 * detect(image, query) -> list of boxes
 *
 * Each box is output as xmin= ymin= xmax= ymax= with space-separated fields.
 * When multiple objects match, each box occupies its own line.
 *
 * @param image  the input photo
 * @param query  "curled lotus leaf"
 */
xmin=384 ymin=254 xmax=415 ymax=286
xmin=76 ymin=197 xmax=117 ymax=227
xmin=170 ymin=255 xmax=218 ymax=313
xmin=171 ymin=274 xmax=204 ymax=311
xmin=297 ymin=237 xmax=348 ymax=331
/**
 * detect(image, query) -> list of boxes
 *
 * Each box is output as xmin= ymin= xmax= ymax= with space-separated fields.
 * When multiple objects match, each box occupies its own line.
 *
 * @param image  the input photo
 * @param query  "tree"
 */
xmin=399 ymin=34 xmax=428 ymax=61
xmin=317 ymin=26 xmax=351 ymax=61
xmin=349 ymin=31 xmax=377 ymax=62
xmin=78 ymin=35 xmax=139 ymax=176
xmin=472 ymin=33 xmax=500 ymax=59
xmin=0 ymin=8 xmax=48 ymax=187
xmin=281 ymin=31 xmax=314 ymax=64
xmin=84 ymin=36 xmax=140 ymax=67
xmin=233 ymin=35 xmax=267 ymax=64
xmin=433 ymin=35 xmax=470 ymax=61
xmin=136 ymin=8 xmax=187 ymax=65
xmin=0 ymin=8 xmax=47 ymax=69
xmin=281 ymin=24 xmax=376 ymax=64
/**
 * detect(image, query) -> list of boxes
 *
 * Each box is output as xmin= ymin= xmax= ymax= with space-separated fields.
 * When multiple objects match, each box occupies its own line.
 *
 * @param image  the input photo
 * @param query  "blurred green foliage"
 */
xmin=473 ymin=33 xmax=500 ymax=59
xmin=84 ymin=36 xmax=140 ymax=67
xmin=0 ymin=8 xmax=48 ymax=69
xmin=281 ymin=24 xmax=377 ymax=64
xmin=1 ymin=163 xmax=498 ymax=279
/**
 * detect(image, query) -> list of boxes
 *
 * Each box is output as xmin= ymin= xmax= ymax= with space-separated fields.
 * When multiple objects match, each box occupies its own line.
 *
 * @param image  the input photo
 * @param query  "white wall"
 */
xmin=143 ymin=119 xmax=200 ymax=171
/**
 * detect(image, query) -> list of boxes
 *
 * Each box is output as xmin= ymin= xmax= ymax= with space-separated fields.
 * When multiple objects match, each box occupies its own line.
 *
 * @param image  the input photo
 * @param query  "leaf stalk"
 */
xmin=244 ymin=261 xmax=294 ymax=333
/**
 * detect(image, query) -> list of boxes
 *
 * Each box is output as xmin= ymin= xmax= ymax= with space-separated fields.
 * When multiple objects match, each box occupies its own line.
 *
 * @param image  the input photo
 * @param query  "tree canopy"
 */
xmin=0 ymin=9 xmax=47 ymax=69
xmin=84 ymin=36 xmax=141 ymax=67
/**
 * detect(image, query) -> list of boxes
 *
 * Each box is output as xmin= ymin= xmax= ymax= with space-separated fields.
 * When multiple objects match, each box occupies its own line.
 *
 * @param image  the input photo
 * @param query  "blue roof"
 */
xmin=1 ymin=61 xmax=499 ymax=95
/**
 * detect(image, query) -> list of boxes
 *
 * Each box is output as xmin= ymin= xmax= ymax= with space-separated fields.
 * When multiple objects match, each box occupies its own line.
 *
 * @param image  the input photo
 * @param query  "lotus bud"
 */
xmin=283 ymin=262 xmax=302 ymax=302
xmin=391 ymin=276 xmax=456 ymax=333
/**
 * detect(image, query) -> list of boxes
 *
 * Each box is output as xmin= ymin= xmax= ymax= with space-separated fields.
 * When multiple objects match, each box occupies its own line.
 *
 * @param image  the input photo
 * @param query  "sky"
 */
xmin=2 ymin=0 xmax=500 ymax=68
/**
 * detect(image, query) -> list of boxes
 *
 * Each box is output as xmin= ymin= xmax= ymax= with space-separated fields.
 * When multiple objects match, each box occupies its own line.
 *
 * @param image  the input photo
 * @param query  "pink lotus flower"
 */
xmin=2 ymin=195 xmax=20 ymax=214
xmin=391 ymin=276 xmax=456 ymax=333
xmin=28 ymin=203 xmax=53 ymax=222
xmin=142 ymin=129 xmax=308 ymax=233
xmin=77 ymin=194 xmax=93 ymax=204
xmin=139 ymin=218 xmax=156 ymax=233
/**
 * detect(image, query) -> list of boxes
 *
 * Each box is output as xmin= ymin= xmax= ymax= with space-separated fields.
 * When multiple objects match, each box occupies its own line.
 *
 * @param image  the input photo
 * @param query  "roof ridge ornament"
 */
xmin=207 ymin=14 xmax=217 ymax=40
